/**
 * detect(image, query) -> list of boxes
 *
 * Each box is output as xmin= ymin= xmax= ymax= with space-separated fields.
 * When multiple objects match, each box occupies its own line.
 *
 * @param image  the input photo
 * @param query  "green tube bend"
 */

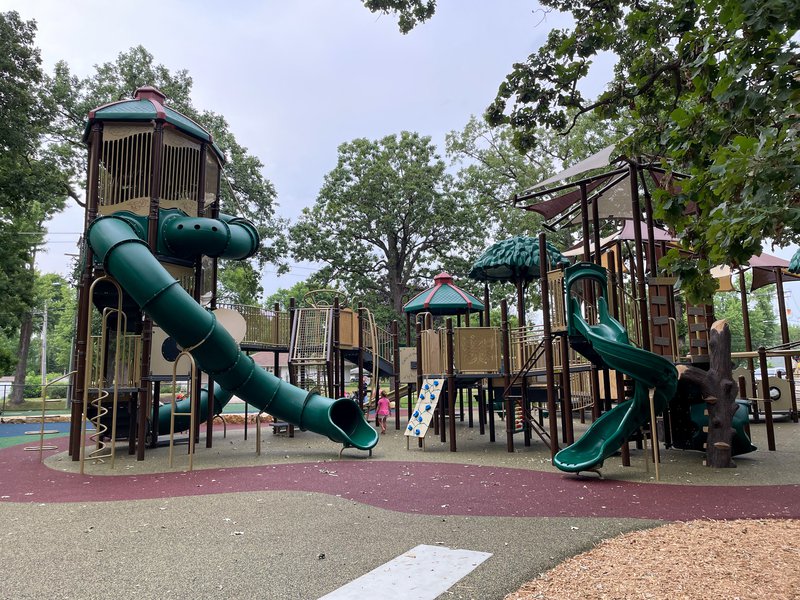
xmin=87 ymin=214 xmax=378 ymax=450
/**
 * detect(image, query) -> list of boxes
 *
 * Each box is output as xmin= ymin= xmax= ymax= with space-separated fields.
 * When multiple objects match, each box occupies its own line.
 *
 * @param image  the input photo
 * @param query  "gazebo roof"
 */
xmin=83 ymin=86 xmax=225 ymax=161
xmin=403 ymin=272 xmax=484 ymax=315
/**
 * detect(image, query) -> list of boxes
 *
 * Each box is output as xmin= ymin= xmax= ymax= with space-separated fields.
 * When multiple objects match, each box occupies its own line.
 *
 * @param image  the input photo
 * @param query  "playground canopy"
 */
xmin=468 ymin=235 xmax=569 ymax=326
xmin=403 ymin=272 xmax=484 ymax=316
xmin=563 ymin=220 xmax=675 ymax=257
xmin=469 ymin=236 xmax=569 ymax=284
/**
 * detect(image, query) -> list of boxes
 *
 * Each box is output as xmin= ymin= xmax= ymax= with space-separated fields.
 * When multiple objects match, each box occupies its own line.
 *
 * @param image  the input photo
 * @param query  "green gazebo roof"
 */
xmin=84 ymin=86 xmax=225 ymax=162
xmin=403 ymin=272 xmax=485 ymax=315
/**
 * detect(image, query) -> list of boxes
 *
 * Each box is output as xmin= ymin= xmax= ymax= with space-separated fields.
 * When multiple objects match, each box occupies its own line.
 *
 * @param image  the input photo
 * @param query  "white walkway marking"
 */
xmin=318 ymin=544 xmax=492 ymax=600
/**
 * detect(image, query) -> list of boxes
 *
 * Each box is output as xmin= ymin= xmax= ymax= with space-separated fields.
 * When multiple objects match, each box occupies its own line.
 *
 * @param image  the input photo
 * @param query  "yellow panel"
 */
xmin=453 ymin=327 xmax=501 ymax=374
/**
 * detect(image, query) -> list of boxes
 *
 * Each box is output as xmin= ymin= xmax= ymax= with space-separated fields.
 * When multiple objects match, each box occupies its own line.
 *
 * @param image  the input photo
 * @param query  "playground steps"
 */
xmin=404 ymin=377 xmax=445 ymax=450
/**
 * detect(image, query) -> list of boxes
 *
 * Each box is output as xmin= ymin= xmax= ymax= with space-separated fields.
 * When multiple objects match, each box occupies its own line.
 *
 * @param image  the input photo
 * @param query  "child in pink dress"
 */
xmin=376 ymin=390 xmax=391 ymax=434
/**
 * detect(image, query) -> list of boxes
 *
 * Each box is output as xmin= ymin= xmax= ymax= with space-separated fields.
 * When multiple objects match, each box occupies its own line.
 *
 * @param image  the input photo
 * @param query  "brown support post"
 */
xmin=357 ymin=302 xmax=365 ymax=412
xmin=608 ymin=249 xmax=630 ymax=463
xmin=477 ymin=380 xmax=486 ymax=436
xmin=150 ymin=381 xmax=160 ymax=448
xmin=539 ymin=233 xmax=560 ymax=459
xmin=641 ymin=171 xmax=658 ymax=278
xmin=516 ymin=282 xmax=526 ymax=327
xmin=446 ymin=318 xmax=456 ymax=452
xmin=195 ymin=143 xmax=213 ymax=448
xmin=415 ymin=322 xmax=423 ymax=446
xmin=628 ymin=161 xmax=651 ymax=352
xmin=487 ymin=379 xmax=496 ymax=442
xmin=591 ymin=193 xmax=601 ymax=266
xmin=580 ymin=182 xmax=590 ymax=262
xmin=392 ymin=320 xmax=401 ymax=430
xmin=205 ymin=198 xmax=221 ymax=447
xmin=483 ymin=283 xmax=490 ymax=327
xmin=738 ymin=270 xmax=759 ymax=421
xmin=500 ymin=299 xmax=513 ymax=452
xmin=332 ymin=297 xmax=340 ymax=397
xmin=70 ymin=123 xmax=103 ymax=460
xmin=559 ymin=336 xmax=573 ymax=445
xmin=758 ymin=347 xmax=776 ymax=451
xmin=406 ymin=312 xmax=412 ymax=347
xmin=775 ymin=268 xmax=798 ymax=421
xmin=134 ymin=119 xmax=165 ymax=461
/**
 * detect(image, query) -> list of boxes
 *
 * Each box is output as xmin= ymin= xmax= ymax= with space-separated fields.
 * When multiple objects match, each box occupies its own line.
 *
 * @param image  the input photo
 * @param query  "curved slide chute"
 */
xmin=88 ymin=213 xmax=379 ymax=451
xmin=554 ymin=263 xmax=678 ymax=473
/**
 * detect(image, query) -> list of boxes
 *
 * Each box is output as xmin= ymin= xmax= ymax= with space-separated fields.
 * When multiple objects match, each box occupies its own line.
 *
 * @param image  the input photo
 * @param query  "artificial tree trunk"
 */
xmin=676 ymin=320 xmax=738 ymax=468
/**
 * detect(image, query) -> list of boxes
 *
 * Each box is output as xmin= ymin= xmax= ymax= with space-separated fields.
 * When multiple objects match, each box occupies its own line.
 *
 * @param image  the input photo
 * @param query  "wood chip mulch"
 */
xmin=506 ymin=519 xmax=800 ymax=600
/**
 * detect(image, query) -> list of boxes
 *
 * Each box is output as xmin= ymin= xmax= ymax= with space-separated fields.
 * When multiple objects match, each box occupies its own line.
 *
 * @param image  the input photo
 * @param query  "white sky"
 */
xmin=4 ymin=0 xmax=799 ymax=316
xmin=7 ymin=0 xmax=574 ymax=295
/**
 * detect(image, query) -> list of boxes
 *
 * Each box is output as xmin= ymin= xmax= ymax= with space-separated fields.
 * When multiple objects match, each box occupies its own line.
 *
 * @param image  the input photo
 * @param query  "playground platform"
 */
xmin=2 ymin=412 xmax=799 ymax=599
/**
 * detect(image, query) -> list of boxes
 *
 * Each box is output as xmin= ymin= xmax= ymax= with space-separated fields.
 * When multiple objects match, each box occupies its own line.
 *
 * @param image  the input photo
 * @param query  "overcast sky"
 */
xmin=6 ymin=0 xmax=571 ymax=294
xmin=5 ymin=0 xmax=799 ymax=315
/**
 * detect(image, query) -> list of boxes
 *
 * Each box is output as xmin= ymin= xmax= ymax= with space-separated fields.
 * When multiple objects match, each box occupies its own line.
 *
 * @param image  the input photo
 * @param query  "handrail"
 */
xmin=24 ymin=370 xmax=77 ymax=461
xmin=169 ymin=351 xmax=198 ymax=471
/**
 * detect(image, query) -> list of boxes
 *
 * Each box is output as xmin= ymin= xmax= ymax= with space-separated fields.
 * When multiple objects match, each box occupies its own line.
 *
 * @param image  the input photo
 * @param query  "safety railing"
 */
xmin=218 ymin=302 xmax=290 ymax=348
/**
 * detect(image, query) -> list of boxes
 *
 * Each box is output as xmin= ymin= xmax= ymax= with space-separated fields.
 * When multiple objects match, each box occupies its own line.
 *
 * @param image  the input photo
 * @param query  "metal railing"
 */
xmin=217 ymin=302 xmax=290 ymax=348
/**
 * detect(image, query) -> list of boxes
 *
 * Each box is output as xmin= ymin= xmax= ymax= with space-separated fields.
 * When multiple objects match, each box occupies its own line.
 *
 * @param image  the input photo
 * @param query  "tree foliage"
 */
xmin=713 ymin=281 xmax=780 ymax=356
xmin=0 ymin=12 xmax=70 ymax=391
xmin=445 ymin=114 xmax=622 ymax=314
xmin=289 ymin=131 xmax=485 ymax=321
xmin=362 ymin=0 xmax=436 ymax=33
xmin=370 ymin=1 xmax=800 ymax=302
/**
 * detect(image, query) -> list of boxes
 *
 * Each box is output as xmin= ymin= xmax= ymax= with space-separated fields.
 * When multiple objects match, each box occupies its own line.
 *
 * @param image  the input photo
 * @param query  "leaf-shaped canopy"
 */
xmin=469 ymin=236 xmax=569 ymax=284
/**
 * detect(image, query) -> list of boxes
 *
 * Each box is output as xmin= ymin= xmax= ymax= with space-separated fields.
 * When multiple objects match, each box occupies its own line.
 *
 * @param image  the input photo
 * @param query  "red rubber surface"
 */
xmin=2 ymin=439 xmax=798 ymax=520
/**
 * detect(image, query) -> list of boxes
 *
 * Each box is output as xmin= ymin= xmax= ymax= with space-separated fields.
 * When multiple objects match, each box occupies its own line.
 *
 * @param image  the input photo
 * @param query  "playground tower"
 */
xmin=68 ymin=86 xmax=229 ymax=460
xmin=68 ymin=88 xmax=379 ymax=466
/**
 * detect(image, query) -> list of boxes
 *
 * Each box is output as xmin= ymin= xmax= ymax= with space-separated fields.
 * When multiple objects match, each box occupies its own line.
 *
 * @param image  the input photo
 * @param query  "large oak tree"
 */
xmin=289 ymin=131 xmax=486 ymax=319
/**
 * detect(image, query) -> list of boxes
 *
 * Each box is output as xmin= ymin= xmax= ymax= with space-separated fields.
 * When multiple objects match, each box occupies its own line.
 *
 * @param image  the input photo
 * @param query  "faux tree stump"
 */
xmin=676 ymin=320 xmax=739 ymax=468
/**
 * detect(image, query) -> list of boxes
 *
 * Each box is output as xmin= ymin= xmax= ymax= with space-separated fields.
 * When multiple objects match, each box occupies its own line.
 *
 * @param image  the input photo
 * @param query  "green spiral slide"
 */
xmin=88 ymin=210 xmax=379 ymax=451
xmin=554 ymin=263 xmax=678 ymax=473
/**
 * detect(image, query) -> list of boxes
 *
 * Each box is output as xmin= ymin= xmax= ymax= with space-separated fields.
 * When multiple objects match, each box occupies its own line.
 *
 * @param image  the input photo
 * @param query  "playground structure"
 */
xmin=35 ymin=89 xmax=792 ymax=477
xmin=65 ymin=87 xmax=384 ymax=469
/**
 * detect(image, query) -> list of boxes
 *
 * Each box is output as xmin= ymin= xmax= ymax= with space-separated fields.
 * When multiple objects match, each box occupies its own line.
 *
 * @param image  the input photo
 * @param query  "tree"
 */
xmin=289 ymin=132 xmax=485 ymax=322
xmin=48 ymin=45 xmax=288 ymax=288
xmin=446 ymin=114 xmax=622 ymax=313
xmin=217 ymin=262 xmax=263 ymax=306
xmin=0 ymin=12 xmax=70 ymax=401
xmin=362 ymin=0 xmax=435 ymax=34
xmin=369 ymin=1 xmax=800 ymax=303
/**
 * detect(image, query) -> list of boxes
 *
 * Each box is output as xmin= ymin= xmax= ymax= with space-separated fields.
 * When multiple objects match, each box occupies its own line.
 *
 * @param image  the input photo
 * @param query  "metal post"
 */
xmin=758 ymin=347 xmax=776 ymax=451
xmin=628 ymin=161 xmax=651 ymax=351
xmin=446 ymin=318 xmax=456 ymax=451
xmin=775 ymin=268 xmax=798 ymax=421
xmin=500 ymin=299 xmax=514 ymax=452
xmin=539 ymin=233 xmax=559 ymax=459
xmin=392 ymin=320 xmax=400 ymax=430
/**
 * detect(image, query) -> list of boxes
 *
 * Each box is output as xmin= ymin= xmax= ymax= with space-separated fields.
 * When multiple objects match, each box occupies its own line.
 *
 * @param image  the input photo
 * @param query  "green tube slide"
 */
xmin=553 ymin=263 xmax=678 ymax=473
xmin=88 ymin=212 xmax=379 ymax=451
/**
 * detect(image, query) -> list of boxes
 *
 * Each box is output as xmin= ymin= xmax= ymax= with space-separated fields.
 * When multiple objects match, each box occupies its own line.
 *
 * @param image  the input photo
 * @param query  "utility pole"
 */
xmin=41 ymin=302 xmax=47 ymax=386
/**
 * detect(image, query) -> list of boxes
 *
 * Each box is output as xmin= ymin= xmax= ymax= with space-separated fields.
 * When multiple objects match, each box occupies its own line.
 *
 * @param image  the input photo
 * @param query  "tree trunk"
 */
xmin=11 ymin=314 xmax=34 ymax=405
xmin=676 ymin=320 xmax=739 ymax=468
